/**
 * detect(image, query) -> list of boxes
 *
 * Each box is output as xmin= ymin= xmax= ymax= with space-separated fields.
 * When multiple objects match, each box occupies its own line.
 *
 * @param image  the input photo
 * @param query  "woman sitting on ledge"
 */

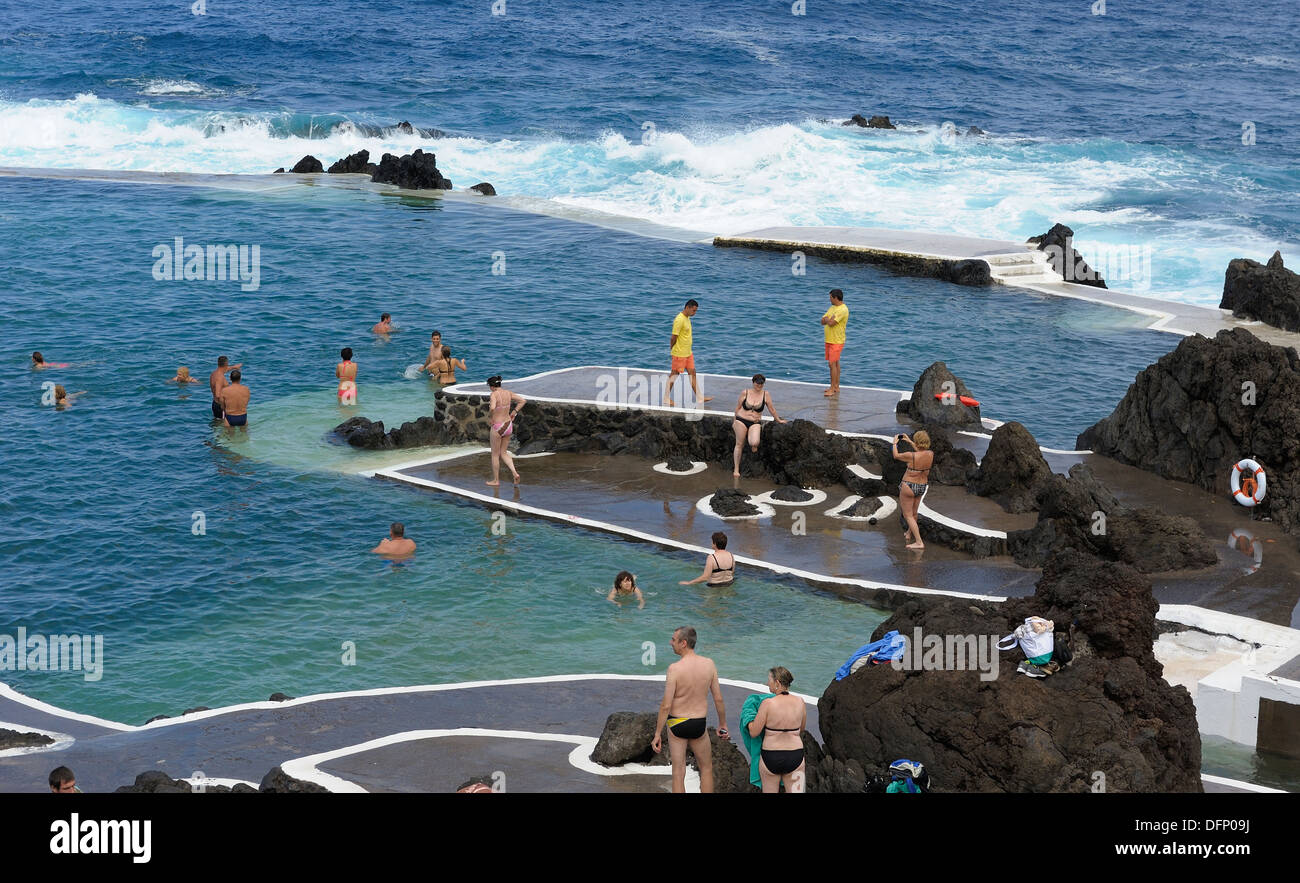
xmin=893 ymin=431 xmax=933 ymax=550
xmin=732 ymin=374 xmax=786 ymax=477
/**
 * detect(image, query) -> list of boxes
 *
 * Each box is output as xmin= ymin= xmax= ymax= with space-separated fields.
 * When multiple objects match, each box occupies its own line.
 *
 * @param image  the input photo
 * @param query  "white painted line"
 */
xmin=0 ymin=683 xmax=132 ymax=732
xmin=695 ymin=493 xmax=777 ymax=521
xmin=956 ymin=430 xmax=1091 ymax=456
xmin=0 ymin=720 xmax=75 ymax=757
xmin=1200 ymin=773 xmax=1287 ymax=793
xmin=918 ymin=498 xmax=1008 ymax=539
xmin=752 ymin=488 xmax=829 ymax=507
xmin=847 ymin=463 xmax=883 ymax=480
xmin=652 ymin=461 xmax=709 ymax=476
xmin=183 ymin=775 xmax=261 ymax=790
xmin=825 ymin=495 xmax=897 ymax=523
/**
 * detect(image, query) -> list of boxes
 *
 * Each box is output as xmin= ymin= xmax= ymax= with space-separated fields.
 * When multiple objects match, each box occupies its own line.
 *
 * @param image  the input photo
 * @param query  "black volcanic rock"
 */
xmin=813 ymin=549 xmax=1202 ymax=792
xmin=967 ymin=126 xmax=985 ymax=136
xmin=260 ymin=766 xmax=330 ymax=793
xmin=591 ymin=712 xmax=659 ymax=765
xmin=771 ymin=485 xmax=815 ymax=502
xmin=935 ymin=258 xmax=992 ymax=286
xmin=844 ymin=114 xmax=896 ymax=129
xmin=333 ymin=416 xmax=391 ymax=449
xmin=290 ymin=155 xmax=324 ymax=173
xmin=332 ymin=414 xmax=464 ymax=449
xmin=469 ymin=182 xmax=497 ymax=196
xmin=273 ymin=167 xmax=285 ymax=173
xmin=968 ymin=421 xmax=1053 ymax=513
xmin=1220 ymin=251 xmax=1300 ymax=332
xmin=710 ymin=488 xmax=761 ymax=517
xmin=1027 ymin=223 xmax=1106 ymax=288
xmin=268 ymin=692 xmax=294 ymax=702
xmin=1078 ymin=328 xmax=1300 ymax=537
xmin=665 ymin=454 xmax=695 ymax=472
xmin=895 ymin=362 xmax=983 ymax=429
xmin=0 ymin=728 xmax=54 ymax=750
xmin=327 ymin=149 xmax=371 ymax=174
xmin=370 ymin=149 xmax=452 ymax=190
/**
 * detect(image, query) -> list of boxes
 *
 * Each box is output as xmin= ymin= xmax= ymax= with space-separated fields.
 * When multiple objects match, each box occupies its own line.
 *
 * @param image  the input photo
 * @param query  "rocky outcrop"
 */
xmin=115 ymin=771 xmax=258 ymax=793
xmin=0 ymin=728 xmax=54 ymax=750
xmin=771 ymin=486 xmax=815 ymax=502
xmin=469 ymin=182 xmax=497 ymax=196
xmin=370 ymin=149 xmax=452 ymax=190
xmin=935 ymin=258 xmax=992 ymax=286
xmin=895 ymin=362 xmax=983 ymax=429
xmin=1220 ymin=251 xmax=1300 ymax=332
xmin=289 ymin=155 xmax=324 ymax=173
xmin=268 ymin=692 xmax=294 ymax=702
xmin=710 ymin=488 xmax=761 ymax=517
xmin=1008 ymin=465 xmax=1219 ymax=572
xmin=665 ymin=454 xmax=695 ymax=472
xmin=1027 ymin=223 xmax=1106 ymax=288
xmin=393 ymin=120 xmax=444 ymax=138
xmin=713 ymin=239 xmax=993 ymax=287
xmin=327 ymin=149 xmax=377 ymax=175
xmin=814 ymin=549 xmax=1202 ymax=792
xmin=845 ymin=114 xmax=896 ymax=129
xmin=968 ymin=421 xmax=1053 ymax=513
xmin=1077 ymin=328 xmax=1300 ymax=537
xmin=967 ymin=126 xmax=985 ymax=136
xmin=590 ymin=711 xmax=754 ymax=792
xmin=331 ymin=415 xmax=466 ymax=450
xmin=260 ymin=765 xmax=330 ymax=793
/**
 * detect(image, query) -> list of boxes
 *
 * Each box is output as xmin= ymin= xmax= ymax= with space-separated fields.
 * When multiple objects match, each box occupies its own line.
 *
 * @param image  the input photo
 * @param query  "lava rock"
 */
xmin=116 ymin=771 xmax=194 ymax=793
xmin=327 ymin=149 xmax=371 ymax=174
xmin=468 ymin=182 xmax=497 ymax=196
xmin=968 ymin=421 xmax=1053 ymax=513
xmin=268 ymin=692 xmax=294 ymax=702
xmin=370 ymin=148 xmax=452 ymax=190
xmin=290 ymin=155 xmax=324 ymax=173
xmin=1027 ymin=223 xmax=1106 ymax=288
xmin=391 ymin=120 xmax=445 ymax=138
xmin=967 ymin=126 xmax=985 ymax=135
xmin=665 ymin=454 xmax=695 ymax=472
xmin=710 ymin=488 xmax=761 ymax=517
xmin=1220 ymin=251 xmax=1300 ymax=332
xmin=591 ymin=712 xmax=660 ymax=765
xmin=935 ymin=258 xmax=992 ymax=286
xmin=1077 ymin=327 xmax=1300 ymax=537
xmin=0 ymin=728 xmax=54 ymax=750
xmin=770 ymin=485 xmax=814 ymax=502
xmin=844 ymin=114 xmax=896 ymax=129
xmin=816 ymin=549 xmax=1202 ymax=792
xmin=273 ymin=167 xmax=285 ymax=173
xmin=332 ymin=416 xmax=392 ymax=449
xmin=896 ymin=362 xmax=983 ymax=429
xmin=259 ymin=765 xmax=330 ymax=793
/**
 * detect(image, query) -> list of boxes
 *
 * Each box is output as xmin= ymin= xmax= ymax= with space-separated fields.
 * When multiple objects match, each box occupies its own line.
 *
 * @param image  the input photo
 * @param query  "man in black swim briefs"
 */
xmin=652 ymin=626 xmax=729 ymax=793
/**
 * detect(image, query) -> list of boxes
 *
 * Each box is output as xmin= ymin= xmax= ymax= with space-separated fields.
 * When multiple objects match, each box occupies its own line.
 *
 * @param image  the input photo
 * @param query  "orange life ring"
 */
xmin=932 ymin=393 xmax=981 ymax=407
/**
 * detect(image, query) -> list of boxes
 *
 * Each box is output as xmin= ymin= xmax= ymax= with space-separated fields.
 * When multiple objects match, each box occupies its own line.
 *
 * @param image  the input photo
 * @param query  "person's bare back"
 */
xmin=665 ymin=653 xmax=716 ymax=719
xmin=220 ymin=382 xmax=250 ymax=416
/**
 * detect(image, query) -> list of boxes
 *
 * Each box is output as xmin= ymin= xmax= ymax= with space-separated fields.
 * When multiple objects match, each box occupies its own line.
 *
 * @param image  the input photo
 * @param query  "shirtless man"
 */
xmin=652 ymin=626 xmax=729 ymax=793
xmin=218 ymin=369 xmax=250 ymax=427
xmin=420 ymin=330 xmax=444 ymax=375
xmin=209 ymin=356 xmax=242 ymax=421
xmin=371 ymin=313 xmax=393 ymax=335
xmin=371 ymin=522 xmax=416 ymax=557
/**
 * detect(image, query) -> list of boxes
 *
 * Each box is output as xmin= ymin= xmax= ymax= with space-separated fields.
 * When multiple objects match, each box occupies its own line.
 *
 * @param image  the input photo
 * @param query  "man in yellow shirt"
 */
xmin=820 ymin=288 xmax=849 ymax=397
xmin=667 ymin=299 xmax=712 ymax=407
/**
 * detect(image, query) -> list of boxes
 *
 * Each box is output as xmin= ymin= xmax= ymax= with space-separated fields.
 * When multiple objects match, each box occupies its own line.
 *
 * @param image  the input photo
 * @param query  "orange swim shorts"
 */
xmin=825 ymin=343 xmax=844 ymax=363
xmin=671 ymin=354 xmax=696 ymax=373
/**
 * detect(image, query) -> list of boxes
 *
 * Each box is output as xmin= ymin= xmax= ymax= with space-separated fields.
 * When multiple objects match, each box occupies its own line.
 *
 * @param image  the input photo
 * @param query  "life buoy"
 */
xmin=1227 ymin=528 xmax=1263 ymax=574
xmin=932 ymin=393 xmax=981 ymax=407
xmin=1230 ymin=459 xmax=1266 ymax=507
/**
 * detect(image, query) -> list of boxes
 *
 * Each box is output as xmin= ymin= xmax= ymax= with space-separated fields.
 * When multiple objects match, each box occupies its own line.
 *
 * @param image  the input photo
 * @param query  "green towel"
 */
xmin=740 ymin=692 xmax=776 ymax=788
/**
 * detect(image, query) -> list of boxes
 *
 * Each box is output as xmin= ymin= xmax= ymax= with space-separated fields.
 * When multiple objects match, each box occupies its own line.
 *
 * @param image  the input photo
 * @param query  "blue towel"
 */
xmin=834 ymin=630 xmax=906 ymax=680
xmin=740 ymin=692 xmax=776 ymax=788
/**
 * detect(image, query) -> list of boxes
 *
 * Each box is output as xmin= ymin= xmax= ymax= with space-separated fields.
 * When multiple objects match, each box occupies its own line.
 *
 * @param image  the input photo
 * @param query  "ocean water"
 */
xmin=1 ymin=0 xmax=1294 ymax=785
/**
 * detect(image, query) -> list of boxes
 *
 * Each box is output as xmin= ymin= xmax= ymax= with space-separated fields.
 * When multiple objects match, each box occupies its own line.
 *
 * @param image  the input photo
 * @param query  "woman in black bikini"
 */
xmin=679 ymin=531 xmax=736 ymax=586
xmin=892 ymin=431 xmax=933 ymax=550
xmin=732 ymin=374 xmax=786 ymax=477
xmin=747 ymin=666 xmax=806 ymax=793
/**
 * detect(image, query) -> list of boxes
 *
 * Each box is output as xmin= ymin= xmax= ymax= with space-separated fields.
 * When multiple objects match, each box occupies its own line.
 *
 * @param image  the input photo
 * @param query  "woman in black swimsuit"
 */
xmin=747 ymin=666 xmax=806 ymax=793
xmin=732 ymin=374 xmax=786 ymax=477
xmin=679 ymin=531 xmax=736 ymax=586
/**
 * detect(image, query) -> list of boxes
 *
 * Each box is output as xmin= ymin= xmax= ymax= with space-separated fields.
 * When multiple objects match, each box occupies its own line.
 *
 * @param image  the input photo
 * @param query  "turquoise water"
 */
xmin=0 ymin=175 xmax=1177 ymax=724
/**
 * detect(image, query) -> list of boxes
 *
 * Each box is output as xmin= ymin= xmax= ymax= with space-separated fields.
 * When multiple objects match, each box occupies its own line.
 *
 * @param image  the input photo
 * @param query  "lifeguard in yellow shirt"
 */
xmin=667 ymin=298 xmax=713 ymax=407
xmin=820 ymin=288 xmax=849 ymax=397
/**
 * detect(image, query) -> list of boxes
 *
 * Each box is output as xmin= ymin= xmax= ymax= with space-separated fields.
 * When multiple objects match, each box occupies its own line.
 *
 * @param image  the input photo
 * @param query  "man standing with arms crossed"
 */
xmin=666 ymin=299 xmax=712 ymax=408
xmin=820 ymin=288 xmax=849 ymax=397
xmin=652 ymin=626 xmax=729 ymax=793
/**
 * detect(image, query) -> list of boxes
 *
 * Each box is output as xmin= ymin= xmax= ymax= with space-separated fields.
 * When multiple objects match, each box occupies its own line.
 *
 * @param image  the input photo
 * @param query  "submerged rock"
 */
xmin=1077 ymin=327 xmax=1300 ymax=538
xmin=1027 ymin=223 xmax=1106 ymax=288
xmin=289 ymin=155 xmax=324 ymax=173
xmin=814 ymin=549 xmax=1202 ymax=792
xmin=895 ymin=362 xmax=983 ymax=429
xmin=468 ymin=182 xmax=497 ymax=196
xmin=1220 ymin=251 xmax=1300 ymax=332
xmin=968 ymin=421 xmax=1053 ymax=513
xmin=370 ymin=148 xmax=453 ymax=190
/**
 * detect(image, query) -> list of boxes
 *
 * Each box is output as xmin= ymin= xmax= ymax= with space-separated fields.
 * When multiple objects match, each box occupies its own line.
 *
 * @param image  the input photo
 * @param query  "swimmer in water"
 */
xmin=53 ymin=385 xmax=87 ymax=408
xmin=608 ymin=571 xmax=646 ymax=608
xmin=371 ymin=522 xmax=416 ymax=557
xmin=337 ymin=347 xmax=358 ymax=405
xmin=218 ymin=369 xmax=250 ymax=427
xmin=31 ymin=352 xmax=70 ymax=370
xmin=420 ymin=330 xmax=444 ymax=375
xmin=431 ymin=346 xmax=467 ymax=385
xmin=680 ymin=531 xmax=736 ymax=586
xmin=371 ymin=313 xmax=394 ymax=335
xmin=170 ymin=366 xmax=200 ymax=384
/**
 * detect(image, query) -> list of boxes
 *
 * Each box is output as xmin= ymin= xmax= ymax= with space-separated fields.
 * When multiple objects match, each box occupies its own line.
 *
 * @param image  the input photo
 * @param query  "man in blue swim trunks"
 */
xmin=652 ymin=626 xmax=729 ymax=793
xmin=217 ymin=369 xmax=250 ymax=428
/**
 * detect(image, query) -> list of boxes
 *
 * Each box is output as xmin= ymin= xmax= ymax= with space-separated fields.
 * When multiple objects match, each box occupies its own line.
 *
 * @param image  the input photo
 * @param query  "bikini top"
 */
xmin=740 ymin=393 xmax=765 ymax=413
xmin=906 ymin=451 xmax=932 ymax=476
xmin=710 ymin=552 xmax=735 ymax=573
xmin=765 ymin=692 xmax=801 ymax=731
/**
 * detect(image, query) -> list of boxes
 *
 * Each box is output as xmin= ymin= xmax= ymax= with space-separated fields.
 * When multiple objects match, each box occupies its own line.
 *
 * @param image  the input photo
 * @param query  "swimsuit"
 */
xmin=338 ymin=361 xmax=357 ymax=403
xmin=667 ymin=717 xmax=707 ymax=739
xmin=211 ymin=400 xmax=224 ymax=420
xmin=709 ymin=552 xmax=735 ymax=585
xmin=225 ymin=413 xmax=248 ymax=427
xmin=760 ymin=692 xmax=804 ymax=775
xmin=492 ymin=420 xmax=513 ymax=439
xmin=734 ymin=394 xmax=765 ymax=429
xmin=901 ymin=453 xmax=930 ymax=497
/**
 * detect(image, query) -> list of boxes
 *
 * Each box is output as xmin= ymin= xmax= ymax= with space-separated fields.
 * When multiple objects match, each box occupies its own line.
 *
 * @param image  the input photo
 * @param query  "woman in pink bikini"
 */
xmin=336 ymin=347 xmax=358 ymax=405
xmin=486 ymin=375 xmax=525 ymax=486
